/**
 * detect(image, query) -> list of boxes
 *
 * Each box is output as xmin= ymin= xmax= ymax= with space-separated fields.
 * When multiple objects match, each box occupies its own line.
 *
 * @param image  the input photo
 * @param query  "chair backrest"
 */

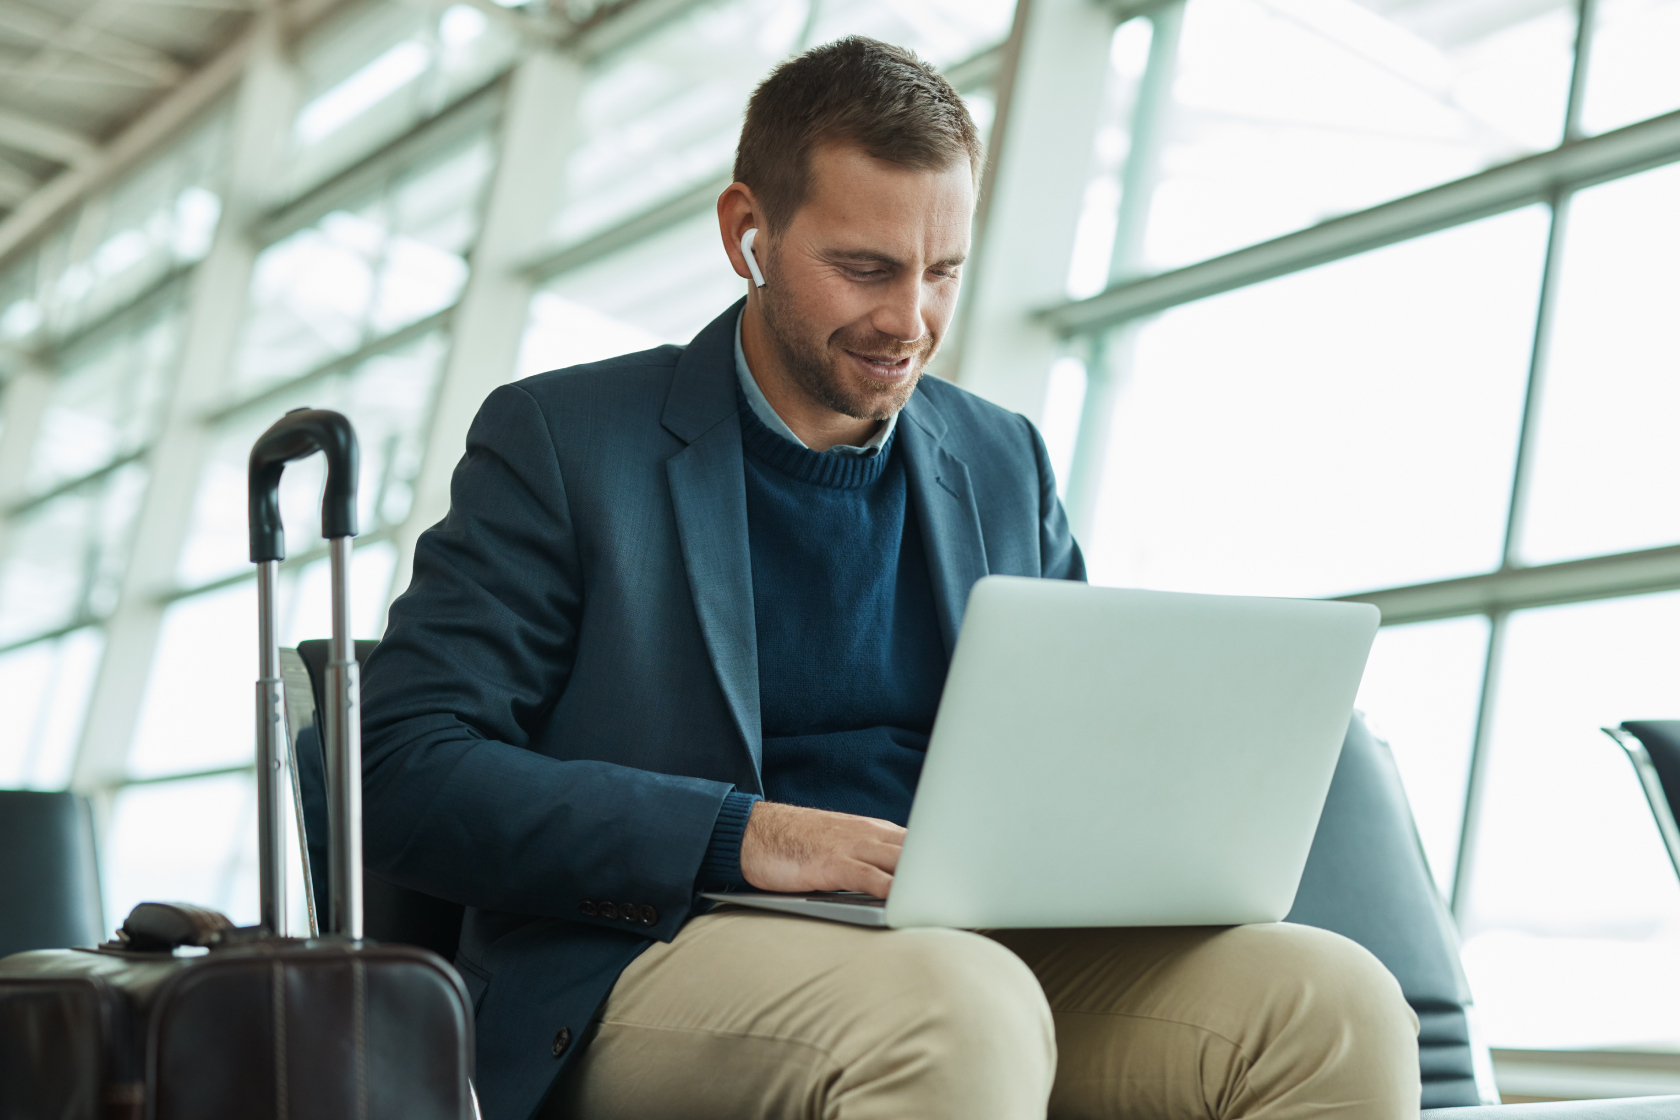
xmin=0 ymin=790 xmax=104 ymax=957
xmin=288 ymin=639 xmax=465 ymax=962
xmin=1613 ymin=721 xmax=1680 ymax=875
xmin=1286 ymin=713 xmax=1495 ymax=1109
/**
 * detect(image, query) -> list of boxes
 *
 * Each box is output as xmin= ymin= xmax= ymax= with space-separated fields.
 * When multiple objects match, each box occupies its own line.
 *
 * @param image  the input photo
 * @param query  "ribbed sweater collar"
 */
xmin=738 ymin=385 xmax=893 ymax=490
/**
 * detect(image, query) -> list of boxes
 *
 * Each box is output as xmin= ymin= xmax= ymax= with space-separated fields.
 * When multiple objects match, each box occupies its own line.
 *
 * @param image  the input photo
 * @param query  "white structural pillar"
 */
xmin=952 ymin=0 xmax=1118 ymax=420
xmin=390 ymin=47 xmax=584 ymax=600
xmin=1062 ymin=1 xmax=1183 ymax=539
xmin=72 ymin=14 xmax=299 ymax=793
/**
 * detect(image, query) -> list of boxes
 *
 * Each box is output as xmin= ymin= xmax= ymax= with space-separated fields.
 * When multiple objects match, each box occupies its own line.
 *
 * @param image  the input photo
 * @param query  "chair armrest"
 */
xmin=1425 ymin=1097 xmax=1680 ymax=1118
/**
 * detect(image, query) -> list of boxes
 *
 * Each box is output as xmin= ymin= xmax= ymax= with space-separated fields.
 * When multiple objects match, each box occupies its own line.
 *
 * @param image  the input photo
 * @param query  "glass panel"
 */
xmin=1354 ymin=616 xmax=1488 ymax=896
xmin=104 ymin=772 xmax=259 ymax=928
xmin=0 ymin=464 xmax=148 ymax=645
xmin=1083 ymin=206 xmax=1548 ymax=598
xmin=1066 ymin=19 xmax=1152 ymax=298
xmin=1136 ymin=0 xmax=1576 ymax=272
xmin=280 ymin=540 xmax=398 ymax=648
xmin=0 ymin=248 xmax=44 ymax=344
xmin=1581 ymin=0 xmax=1680 ymax=135
xmin=552 ymin=0 xmax=1014 ymax=247
xmin=129 ymin=542 xmax=398 ymax=781
xmin=26 ymin=295 xmax=181 ymax=495
xmin=232 ymin=137 xmax=490 ymax=393
xmin=286 ymin=1 xmax=515 ymax=198
xmin=179 ymin=332 xmax=445 ymax=589
xmin=804 ymin=0 xmax=1016 ymax=65
xmin=5 ymin=112 xmax=227 ymax=348
xmin=519 ymin=211 xmax=746 ymax=378
xmin=1460 ymin=591 xmax=1680 ymax=1049
xmin=1518 ymin=162 xmax=1680 ymax=565
xmin=0 ymin=628 xmax=104 ymax=789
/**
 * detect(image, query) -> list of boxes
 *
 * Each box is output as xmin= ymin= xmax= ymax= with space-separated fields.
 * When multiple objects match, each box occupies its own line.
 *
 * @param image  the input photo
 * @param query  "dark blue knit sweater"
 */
xmin=698 ymin=395 xmax=948 ymax=887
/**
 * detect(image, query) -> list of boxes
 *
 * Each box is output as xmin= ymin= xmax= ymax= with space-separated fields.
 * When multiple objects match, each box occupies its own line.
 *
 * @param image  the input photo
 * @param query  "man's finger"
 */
xmin=845 ymin=861 xmax=894 ymax=899
xmin=855 ymin=838 xmax=902 ymax=873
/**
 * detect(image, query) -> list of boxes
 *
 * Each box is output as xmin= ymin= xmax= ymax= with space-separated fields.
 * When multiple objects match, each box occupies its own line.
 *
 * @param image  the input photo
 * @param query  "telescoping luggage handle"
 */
xmin=249 ymin=407 xmax=362 ymax=940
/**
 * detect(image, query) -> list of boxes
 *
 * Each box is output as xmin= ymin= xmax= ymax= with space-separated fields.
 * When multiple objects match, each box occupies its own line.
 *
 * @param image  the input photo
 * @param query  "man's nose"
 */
xmin=872 ymin=276 xmax=926 ymax=344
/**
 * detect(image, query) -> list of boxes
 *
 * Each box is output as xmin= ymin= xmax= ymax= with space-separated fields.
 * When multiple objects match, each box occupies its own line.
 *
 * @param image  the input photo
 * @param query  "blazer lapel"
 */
xmin=664 ymin=301 xmax=762 ymax=779
xmin=898 ymin=389 xmax=989 ymax=658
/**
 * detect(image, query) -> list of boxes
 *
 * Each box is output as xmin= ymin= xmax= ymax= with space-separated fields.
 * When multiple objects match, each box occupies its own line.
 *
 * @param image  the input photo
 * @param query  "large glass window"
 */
xmin=285 ymin=0 xmax=516 ymax=199
xmin=0 ymin=629 xmax=104 ymax=789
xmin=1083 ymin=205 xmax=1549 ymax=598
xmin=1355 ymin=615 xmax=1489 ymax=896
xmin=1135 ymin=0 xmax=1576 ymax=272
xmin=25 ymin=292 xmax=181 ymax=496
xmin=1460 ymin=592 xmax=1680 ymax=1049
xmin=102 ymin=772 xmax=260 ymax=934
xmin=1517 ymin=162 xmax=1680 ymax=565
xmin=1580 ymin=0 xmax=1680 ymax=135
xmin=0 ymin=465 xmax=148 ymax=647
xmin=520 ymin=212 xmax=746 ymax=377
xmin=233 ymin=134 xmax=492 ymax=394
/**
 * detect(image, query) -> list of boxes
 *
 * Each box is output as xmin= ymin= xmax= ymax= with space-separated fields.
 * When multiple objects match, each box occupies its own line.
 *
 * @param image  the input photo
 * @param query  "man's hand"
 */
xmin=739 ymin=802 xmax=905 ymax=899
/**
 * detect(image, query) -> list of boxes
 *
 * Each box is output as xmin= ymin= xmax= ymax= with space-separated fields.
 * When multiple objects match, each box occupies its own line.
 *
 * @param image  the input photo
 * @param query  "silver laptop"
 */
xmin=703 ymin=576 xmax=1379 ymax=929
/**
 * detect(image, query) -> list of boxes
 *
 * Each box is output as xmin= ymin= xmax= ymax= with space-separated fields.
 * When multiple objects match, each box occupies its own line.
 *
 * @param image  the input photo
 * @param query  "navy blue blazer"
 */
xmin=360 ymin=299 xmax=1085 ymax=1120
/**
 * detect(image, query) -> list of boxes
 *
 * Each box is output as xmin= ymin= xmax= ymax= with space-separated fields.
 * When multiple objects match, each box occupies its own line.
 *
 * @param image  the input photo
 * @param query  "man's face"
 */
xmin=756 ymin=143 xmax=974 ymax=422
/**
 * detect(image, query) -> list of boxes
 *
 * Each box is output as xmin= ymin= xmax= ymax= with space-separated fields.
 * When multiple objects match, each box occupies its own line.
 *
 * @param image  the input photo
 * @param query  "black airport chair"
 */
xmin=0 ymin=789 xmax=104 ymax=957
xmin=1602 ymin=721 xmax=1680 ymax=882
xmin=284 ymin=639 xmax=465 ymax=961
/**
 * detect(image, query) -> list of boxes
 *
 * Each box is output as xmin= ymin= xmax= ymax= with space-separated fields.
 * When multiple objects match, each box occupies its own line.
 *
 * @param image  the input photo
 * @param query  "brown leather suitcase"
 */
xmin=0 ymin=409 xmax=475 ymax=1120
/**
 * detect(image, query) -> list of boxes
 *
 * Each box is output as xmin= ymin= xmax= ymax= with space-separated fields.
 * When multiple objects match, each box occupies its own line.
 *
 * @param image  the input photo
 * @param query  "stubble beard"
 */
xmin=757 ymin=257 xmax=937 ymax=424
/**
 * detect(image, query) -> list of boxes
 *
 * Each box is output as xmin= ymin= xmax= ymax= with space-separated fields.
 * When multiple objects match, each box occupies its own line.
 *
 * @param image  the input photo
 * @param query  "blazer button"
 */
xmin=578 ymin=901 xmax=597 ymax=917
xmin=638 ymin=905 xmax=657 ymax=925
xmin=552 ymin=1027 xmax=572 ymax=1058
xmin=620 ymin=905 xmax=637 ymax=921
xmin=599 ymin=902 xmax=618 ymax=920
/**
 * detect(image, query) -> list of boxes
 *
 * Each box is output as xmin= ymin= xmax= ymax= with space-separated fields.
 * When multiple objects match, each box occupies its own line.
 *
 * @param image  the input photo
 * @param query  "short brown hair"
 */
xmin=734 ymin=36 xmax=982 ymax=232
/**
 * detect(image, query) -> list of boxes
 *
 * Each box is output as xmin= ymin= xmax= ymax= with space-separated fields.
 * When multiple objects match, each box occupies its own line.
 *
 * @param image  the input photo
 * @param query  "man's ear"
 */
xmin=718 ymin=182 xmax=766 ymax=286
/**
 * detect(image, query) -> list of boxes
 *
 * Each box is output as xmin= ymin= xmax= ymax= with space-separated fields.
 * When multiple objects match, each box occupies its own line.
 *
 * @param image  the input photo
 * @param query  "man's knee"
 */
xmin=833 ymin=929 xmax=1056 ymax=1112
xmin=1230 ymin=923 xmax=1421 ymax=1114
xmin=850 ymin=928 xmax=1054 ymax=1044
xmin=1253 ymin=923 xmax=1419 ymax=1038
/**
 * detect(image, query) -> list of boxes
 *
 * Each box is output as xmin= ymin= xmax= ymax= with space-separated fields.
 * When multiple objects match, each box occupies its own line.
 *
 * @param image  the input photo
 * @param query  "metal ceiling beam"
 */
xmin=0 ymin=57 xmax=163 ymax=87
xmin=128 ymin=0 xmax=255 ymax=9
xmin=1039 ymin=106 xmax=1680 ymax=336
xmin=0 ymin=22 xmax=250 ymax=266
xmin=0 ymin=158 xmax=37 ymax=204
xmin=0 ymin=107 xmax=97 ymax=166
xmin=0 ymin=0 xmax=189 ymax=87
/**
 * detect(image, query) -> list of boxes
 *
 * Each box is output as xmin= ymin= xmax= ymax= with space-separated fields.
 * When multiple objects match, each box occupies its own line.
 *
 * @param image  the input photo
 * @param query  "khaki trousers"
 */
xmin=545 ymin=908 xmax=1421 ymax=1120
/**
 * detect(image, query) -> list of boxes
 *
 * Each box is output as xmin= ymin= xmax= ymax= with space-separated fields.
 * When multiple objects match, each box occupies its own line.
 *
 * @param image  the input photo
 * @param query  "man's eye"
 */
xmin=846 ymin=268 xmax=886 ymax=280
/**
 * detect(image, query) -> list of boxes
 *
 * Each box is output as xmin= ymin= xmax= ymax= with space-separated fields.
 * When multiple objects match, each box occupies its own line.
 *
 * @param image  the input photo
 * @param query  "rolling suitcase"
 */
xmin=0 ymin=408 xmax=475 ymax=1120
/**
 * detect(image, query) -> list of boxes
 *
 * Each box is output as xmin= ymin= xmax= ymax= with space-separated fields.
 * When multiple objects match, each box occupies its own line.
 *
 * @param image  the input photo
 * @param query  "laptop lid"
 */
xmin=884 ymin=577 xmax=1379 ymax=929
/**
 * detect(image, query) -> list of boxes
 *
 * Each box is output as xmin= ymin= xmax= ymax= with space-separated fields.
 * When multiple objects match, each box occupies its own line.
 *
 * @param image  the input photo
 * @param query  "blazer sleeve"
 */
xmin=1026 ymin=416 xmax=1087 ymax=583
xmin=359 ymin=383 xmax=732 ymax=943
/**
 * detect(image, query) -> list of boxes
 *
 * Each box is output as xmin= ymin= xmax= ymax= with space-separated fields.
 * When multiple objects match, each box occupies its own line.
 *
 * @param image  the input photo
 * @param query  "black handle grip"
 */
xmin=248 ymin=407 xmax=359 ymax=562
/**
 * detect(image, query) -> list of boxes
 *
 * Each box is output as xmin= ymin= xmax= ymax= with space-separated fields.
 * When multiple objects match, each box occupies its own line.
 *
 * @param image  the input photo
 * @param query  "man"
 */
xmin=362 ymin=36 xmax=1420 ymax=1120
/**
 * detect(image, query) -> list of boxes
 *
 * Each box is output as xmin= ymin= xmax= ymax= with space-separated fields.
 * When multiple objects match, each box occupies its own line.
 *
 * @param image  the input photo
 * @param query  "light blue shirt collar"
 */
xmin=734 ymin=309 xmax=896 ymax=457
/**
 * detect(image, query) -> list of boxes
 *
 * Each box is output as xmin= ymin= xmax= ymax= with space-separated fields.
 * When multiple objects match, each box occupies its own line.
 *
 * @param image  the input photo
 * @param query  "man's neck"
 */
xmin=740 ymin=299 xmax=884 ymax=453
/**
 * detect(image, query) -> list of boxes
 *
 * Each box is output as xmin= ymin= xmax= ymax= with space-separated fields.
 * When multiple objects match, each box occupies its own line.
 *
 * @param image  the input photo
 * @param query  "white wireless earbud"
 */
xmin=741 ymin=228 xmax=767 ymax=288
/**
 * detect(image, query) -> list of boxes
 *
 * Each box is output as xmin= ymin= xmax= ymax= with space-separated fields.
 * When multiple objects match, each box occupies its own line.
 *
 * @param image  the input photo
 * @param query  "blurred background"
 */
xmin=0 ymin=0 xmax=1678 ymax=1098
